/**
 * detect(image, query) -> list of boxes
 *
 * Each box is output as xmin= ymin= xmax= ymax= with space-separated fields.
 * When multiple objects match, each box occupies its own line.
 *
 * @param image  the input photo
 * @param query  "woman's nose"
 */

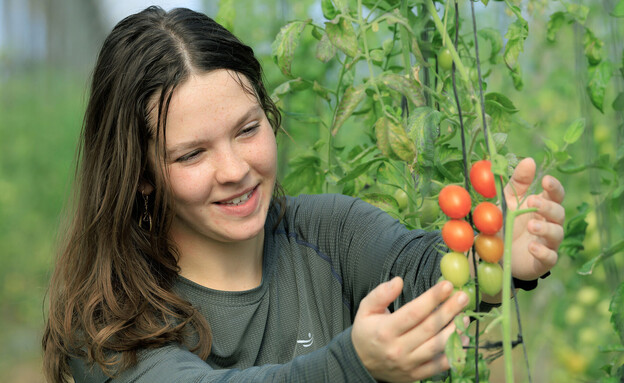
xmin=214 ymin=146 xmax=250 ymax=184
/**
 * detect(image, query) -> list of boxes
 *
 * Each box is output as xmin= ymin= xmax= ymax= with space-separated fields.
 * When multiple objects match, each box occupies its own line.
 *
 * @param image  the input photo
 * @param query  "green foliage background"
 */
xmin=0 ymin=0 xmax=622 ymax=381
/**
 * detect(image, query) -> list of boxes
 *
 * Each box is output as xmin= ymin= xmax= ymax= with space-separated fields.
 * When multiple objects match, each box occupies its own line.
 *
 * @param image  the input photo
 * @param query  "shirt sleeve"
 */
xmin=299 ymin=194 xmax=445 ymax=314
xmin=69 ymin=328 xmax=376 ymax=383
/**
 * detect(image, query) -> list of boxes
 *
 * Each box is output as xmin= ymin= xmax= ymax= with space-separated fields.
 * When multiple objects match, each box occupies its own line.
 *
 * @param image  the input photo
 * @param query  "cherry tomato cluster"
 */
xmin=437 ymin=160 xmax=504 ymax=301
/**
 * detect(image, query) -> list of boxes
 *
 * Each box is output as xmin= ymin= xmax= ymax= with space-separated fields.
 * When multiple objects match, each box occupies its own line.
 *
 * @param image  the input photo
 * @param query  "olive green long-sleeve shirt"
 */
xmin=71 ymin=194 xmax=446 ymax=382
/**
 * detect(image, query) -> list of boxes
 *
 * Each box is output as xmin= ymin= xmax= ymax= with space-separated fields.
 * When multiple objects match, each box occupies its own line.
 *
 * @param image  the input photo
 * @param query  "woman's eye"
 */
xmin=176 ymin=150 xmax=201 ymax=163
xmin=239 ymin=123 xmax=260 ymax=137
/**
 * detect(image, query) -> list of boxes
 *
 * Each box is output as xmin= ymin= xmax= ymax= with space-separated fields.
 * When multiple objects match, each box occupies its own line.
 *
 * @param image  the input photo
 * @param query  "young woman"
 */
xmin=42 ymin=6 xmax=565 ymax=383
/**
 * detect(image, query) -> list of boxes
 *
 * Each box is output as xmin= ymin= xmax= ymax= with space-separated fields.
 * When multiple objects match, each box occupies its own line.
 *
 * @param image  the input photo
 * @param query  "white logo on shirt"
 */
xmin=296 ymin=333 xmax=314 ymax=347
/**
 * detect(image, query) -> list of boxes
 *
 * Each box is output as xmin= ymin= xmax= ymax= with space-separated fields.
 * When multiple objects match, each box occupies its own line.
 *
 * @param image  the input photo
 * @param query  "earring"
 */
xmin=139 ymin=193 xmax=153 ymax=231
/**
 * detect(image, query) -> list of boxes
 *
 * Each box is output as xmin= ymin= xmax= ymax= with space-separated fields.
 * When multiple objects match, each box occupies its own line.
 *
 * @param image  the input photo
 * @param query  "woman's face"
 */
xmin=150 ymin=70 xmax=277 ymax=246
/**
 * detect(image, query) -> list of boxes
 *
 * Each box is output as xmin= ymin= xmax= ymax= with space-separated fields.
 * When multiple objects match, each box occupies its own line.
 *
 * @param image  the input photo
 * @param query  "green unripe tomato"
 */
xmin=438 ymin=48 xmax=453 ymax=71
xmin=393 ymin=188 xmax=409 ymax=211
xmin=419 ymin=198 xmax=440 ymax=226
xmin=477 ymin=262 xmax=503 ymax=296
xmin=440 ymin=251 xmax=470 ymax=288
xmin=461 ymin=283 xmax=479 ymax=311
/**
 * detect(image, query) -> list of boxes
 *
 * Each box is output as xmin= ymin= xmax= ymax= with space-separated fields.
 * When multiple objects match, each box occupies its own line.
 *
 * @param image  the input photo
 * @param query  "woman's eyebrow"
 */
xmin=166 ymin=105 xmax=264 ymax=155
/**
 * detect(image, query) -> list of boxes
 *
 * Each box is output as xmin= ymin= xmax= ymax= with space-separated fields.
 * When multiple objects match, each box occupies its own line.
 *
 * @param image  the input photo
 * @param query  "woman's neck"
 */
xmin=172 ymin=230 xmax=265 ymax=292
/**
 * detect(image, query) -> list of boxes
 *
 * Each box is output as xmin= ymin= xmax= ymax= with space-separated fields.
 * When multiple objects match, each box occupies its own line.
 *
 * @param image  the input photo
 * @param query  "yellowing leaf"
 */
xmin=325 ymin=18 xmax=358 ymax=57
xmin=271 ymin=20 xmax=311 ymax=77
xmin=332 ymin=84 xmax=367 ymax=135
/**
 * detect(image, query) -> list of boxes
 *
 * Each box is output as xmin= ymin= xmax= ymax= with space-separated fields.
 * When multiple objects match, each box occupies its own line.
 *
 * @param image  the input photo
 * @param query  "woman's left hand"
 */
xmin=504 ymin=158 xmax=566 ymax=281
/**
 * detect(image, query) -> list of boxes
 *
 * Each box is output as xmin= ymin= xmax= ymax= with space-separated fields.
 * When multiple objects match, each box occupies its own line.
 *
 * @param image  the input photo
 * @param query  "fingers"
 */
xmin=504 ymin=157 xmax=536 ymax=199
xmin=528 ymin=240 xmax=559 ymax=269
xmin=389 ymin=280 xmax=455 ymax=335
xmin=541 ymin=174 xmax=565 ymax=204
xmin=527 ymin=194 xmax=565 ymax=225
xmin=399 ymin=290 xmax=469 ymax=347
xmin=357 ymin=277 xmax=404 ymax=317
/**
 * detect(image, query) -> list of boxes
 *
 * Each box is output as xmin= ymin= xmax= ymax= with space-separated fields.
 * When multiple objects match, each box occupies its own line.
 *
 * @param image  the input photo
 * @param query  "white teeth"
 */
xmin=222 ymin=190 xmax=253 ymax=206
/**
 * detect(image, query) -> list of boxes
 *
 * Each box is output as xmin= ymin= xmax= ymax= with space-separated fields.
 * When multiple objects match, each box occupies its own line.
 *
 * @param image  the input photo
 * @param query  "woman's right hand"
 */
xmin=351 ymin=277 xmax=469 ymax=382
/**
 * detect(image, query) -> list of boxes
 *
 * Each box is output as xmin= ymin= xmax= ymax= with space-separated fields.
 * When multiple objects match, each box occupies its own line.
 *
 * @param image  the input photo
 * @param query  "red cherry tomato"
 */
xmin=477 ymin=262 xmax=503 ymax=296
xmin=440 ymin=251 xmax=470 ymax=288
xmin=470 ymin=160 xmax=497 ymax=198
xmin=442 ymin=219 xmax=475 ymax=253
xmin=474 ymin=234 xmax=504 ymax=263
xmin=473 ymin=202 xmax=503 ymax=235
xmin=438 ymin=185 xmax=471 ymax=219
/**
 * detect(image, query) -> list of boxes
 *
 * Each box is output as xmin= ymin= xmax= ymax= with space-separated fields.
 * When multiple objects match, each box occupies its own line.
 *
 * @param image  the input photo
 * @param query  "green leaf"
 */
xmin=578 ymin=240 xmax=624 ymax=275
xmin=332 ymin=84 xmax=367 ymax=135
xmin=272 ymin=20 xmax=311 ymax=77
xmin=491 ymin=153 xmax=508 ymax=176
xmin=316 ymin=32 xmax=337 ymax=63
xmin=612 ymin=0 xmax=624 ymax=17
xmin=407 ymin=107 xmax=440 ymax=166
xmin=445 ymin=332 xmax=466 ymax=375
xmin=337 ymin=158 xmax=383 ymax=185
xmin=215 ymin=0 xmax=236 ymax=33
xmin=562 ymin=202 xmax=589 ymax=260
xmin=547 ymin=12 xmax=568 ymax=43
xmin=312 ymin=81 xmax=332 ymax=102
xmin=509 ymin=66 xmax=523 ymax=91
xmin=503 ymin=17 xmax=529 ymax=70
xmin=612 ymin=92 xmax=624 ymax=111
xmin=387 ymin=118 xmax=416 ymax=163
xmin=565 ymin=3 xmax=590 ymax=24
xmin=587 ymin=60 xmax=614 ymax=113
xmin=563 ymin=118 xmax=586 ymax=144
xmin=543 ymin=138 xmax=559 ymax=152
xmin=282 ymin=154 xmax=322 ymax=195
xmin=584 ymin=28 xmax=604 ymax=66
xmin=271 ymin=78 xmax=310 ymax=99
xmin=378 ymin=73 xmax=425 ymax=108
xmin=485 ymin=92 xmax=519 ymax=113
xmin=325 ymin=17 xmax=358 ymax=57
xmin=610 ymin=282 xmax=624 ymax=345
xmin=321 ymin=0 xmax=339 ymax=20
xmin=478 ymin=28 xmax=503 ymax=64
xmin=599 ymin=344 xmax=624 ymax=352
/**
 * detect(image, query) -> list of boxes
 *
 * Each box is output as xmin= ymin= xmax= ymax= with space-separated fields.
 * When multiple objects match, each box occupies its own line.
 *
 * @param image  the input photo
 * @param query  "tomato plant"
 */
xmin=473 ymin=202 xmax=503 ymax=235
xmin=438 ymin=185 xmax=471 ymax=219
xmin=442 ymin=219 xmax=474 ymax=253
xmin=440 ymin=251 xmax=470 ymax=288
xmin=470 ymin=160 xmax=497 ymax=199
xmin=477 ymin=262 xmax=503 ymax=296
xmin=474 ymin=233 xmax=504 ymax=264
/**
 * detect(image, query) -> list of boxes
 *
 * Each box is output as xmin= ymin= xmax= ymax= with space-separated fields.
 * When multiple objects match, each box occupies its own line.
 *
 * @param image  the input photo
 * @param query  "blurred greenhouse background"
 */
xmin=1 ymin=0 xmax=623 ymax=382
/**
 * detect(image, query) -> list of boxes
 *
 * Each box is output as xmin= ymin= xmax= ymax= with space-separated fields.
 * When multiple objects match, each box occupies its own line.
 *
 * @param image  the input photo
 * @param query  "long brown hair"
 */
xmin=42 ymin=6 xmax=282 ymax=382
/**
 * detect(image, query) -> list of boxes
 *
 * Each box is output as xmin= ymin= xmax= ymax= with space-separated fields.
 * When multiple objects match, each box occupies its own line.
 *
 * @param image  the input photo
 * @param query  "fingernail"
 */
xmin=463 ymin=316 xmax=470 ymax=327
xmin=462 ymin=335 xmax=470 ymax=347
xmin=533 ymin=199 xmax=542 ymax=208
xmin=457 ymin=292 xmax=469 ymax=305
xmin=532 ymin=222 xmax=542 ymax=232
xmin=441 ymin=281 xmax=453 ymax=293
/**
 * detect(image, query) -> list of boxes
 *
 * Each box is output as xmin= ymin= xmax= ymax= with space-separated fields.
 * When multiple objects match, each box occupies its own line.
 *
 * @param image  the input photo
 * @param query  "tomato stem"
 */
xmin=502 ymin=207 xmax=537 ymax=382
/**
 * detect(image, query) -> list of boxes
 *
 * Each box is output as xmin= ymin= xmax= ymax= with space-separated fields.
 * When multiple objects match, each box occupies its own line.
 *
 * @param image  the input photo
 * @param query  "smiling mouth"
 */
xmin=217 ymin=186 xmax=256 ymax=206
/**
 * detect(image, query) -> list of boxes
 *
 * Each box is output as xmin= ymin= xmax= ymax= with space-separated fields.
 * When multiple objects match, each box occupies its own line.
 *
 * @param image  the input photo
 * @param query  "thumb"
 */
xmin=358 ymin=277 xmax=403 ymax=316
xmin=504 ymin=157 xmax=536 ymax=200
